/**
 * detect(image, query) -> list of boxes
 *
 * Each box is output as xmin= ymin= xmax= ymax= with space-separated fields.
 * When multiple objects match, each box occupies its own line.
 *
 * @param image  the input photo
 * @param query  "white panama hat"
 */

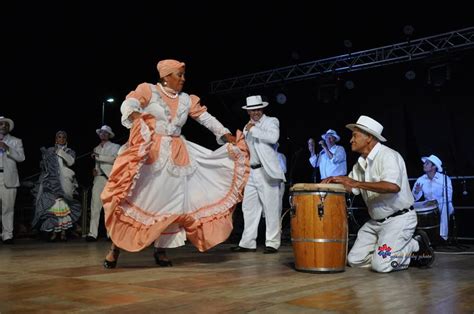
xmin=242 ymin=95 xmax=269 ymax=110
xmin=96 ymin=125 xmax=115 ymax=138
xmin=346 ymin=115 xmax=386 ymax=142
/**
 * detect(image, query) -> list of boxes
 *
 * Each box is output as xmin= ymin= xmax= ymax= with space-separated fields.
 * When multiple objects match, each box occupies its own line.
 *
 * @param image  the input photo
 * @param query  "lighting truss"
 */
xmin=210 ymin=27 xmax=474 ymax=94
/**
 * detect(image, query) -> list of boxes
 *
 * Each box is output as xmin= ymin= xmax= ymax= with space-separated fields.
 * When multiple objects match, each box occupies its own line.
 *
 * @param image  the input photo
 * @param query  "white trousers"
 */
xmin=348 ymin=210 xmax=419 ymax=273
xmin=88 ymin=175 xmax=107 ymax=238
xmin=0 ymin=173 xmax=17 ymax=241
xmin=239 ymin=168 xmax=282 ymax=250
xmin=439 ymin=202 xmax=454 ymax=240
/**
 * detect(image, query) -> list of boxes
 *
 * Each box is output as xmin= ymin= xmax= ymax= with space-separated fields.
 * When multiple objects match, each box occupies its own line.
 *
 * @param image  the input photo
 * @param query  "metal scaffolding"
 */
xmin=210 ymin=27 xmax=474 ymax=94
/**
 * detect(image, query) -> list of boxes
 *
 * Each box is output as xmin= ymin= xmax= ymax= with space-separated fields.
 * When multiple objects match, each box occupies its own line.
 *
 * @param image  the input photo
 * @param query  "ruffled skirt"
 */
xmin=101 ymin=115 xmax=249 ymax=252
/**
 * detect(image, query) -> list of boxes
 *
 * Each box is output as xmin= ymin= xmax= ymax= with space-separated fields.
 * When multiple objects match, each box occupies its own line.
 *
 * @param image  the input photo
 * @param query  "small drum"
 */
xmin=413 ymin=200 xmax=441 ymax=245
xmin=289 ymin=183 xmax=348 ymax=273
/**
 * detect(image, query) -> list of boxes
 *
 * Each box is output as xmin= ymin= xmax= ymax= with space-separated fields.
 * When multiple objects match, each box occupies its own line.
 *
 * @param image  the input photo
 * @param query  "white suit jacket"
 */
xmin=244 ymin=115 xmax=286 ymax=182
xmin=93 ymin=141 xmax=120 ymax=177
xmin=1 ymin=134 xmax=25 ymax=187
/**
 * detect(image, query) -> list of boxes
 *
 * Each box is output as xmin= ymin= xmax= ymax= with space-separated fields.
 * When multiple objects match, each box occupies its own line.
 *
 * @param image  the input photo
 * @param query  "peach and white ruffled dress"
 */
xmin=101 ymin=83 xmax=249 ymax=252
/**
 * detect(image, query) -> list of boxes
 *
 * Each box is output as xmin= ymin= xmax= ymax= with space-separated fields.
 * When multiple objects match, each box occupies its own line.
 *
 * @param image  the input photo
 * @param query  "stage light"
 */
xmin=405 ymin=70 xmax=416 ymax=80
xmin=344 ymin=80 xmax=355 ymax=90
xmin=427 ymin=64 xmax=451 ymax=87
xmin=102 ymin=97 xmax=115 ymax=125
xmin=403 ymin=25 xmax=414 ymax=36
xmin=276 ymin=93 xmax=287 ymax=105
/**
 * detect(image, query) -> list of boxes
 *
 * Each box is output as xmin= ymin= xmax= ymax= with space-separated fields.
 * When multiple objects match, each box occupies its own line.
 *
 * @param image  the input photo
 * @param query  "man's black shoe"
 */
xmin=85 ymin=236 xmax=97 ymax=242
xmin=411 ymin=230 xmax=435 ymax=267
xmin=2 ymin=238 xmax=13 ymax=245
xmin=263 ymin=246 xmax=278 ymax=254
xmin=230 ymin=246 xmax=256 ymax=252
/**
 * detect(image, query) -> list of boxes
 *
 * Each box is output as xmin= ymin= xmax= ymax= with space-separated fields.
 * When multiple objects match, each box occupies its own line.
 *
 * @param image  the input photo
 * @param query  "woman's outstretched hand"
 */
xmin=223 ymin=133 xmax=236 ymax=144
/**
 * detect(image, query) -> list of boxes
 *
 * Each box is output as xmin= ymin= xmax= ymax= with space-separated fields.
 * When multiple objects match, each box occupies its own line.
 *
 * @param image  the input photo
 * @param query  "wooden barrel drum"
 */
xmin=289 ymin=183 xmax=348 ymax=273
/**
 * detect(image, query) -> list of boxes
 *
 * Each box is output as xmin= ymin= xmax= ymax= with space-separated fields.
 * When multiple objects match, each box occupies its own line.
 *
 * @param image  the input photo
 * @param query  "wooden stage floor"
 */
xmin=1 ymin=239 xmax=474 ymax=313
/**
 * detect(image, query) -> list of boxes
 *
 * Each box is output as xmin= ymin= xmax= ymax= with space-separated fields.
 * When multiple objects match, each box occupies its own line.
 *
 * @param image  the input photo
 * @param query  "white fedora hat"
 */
xmin=96 ymin=125 xmax=115 ymax=138
xmin=421 ymin=154 xmax=443 ymax=172
xmin=242 ymin=95 xmax=269 ymax=110
xmin=321 ymin=129 xmax=340 ymax=142
xmin=346 ymin=115 xmax=386 ymax=142
xmin=0 ymin=116 xmax=14 ymax=132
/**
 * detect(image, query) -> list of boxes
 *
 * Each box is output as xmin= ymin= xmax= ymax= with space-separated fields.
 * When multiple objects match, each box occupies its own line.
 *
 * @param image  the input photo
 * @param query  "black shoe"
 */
xmin=86 ymin=236 xmax=97 ymax=242
xmin=412 ymin=230 xmax=435 ymax=267
xmin=103 ymin=248 xmax=120 ymax=269
xmin=2 ymin=238 xmax=13 ymax=245
xmin=153 ymin=249 xmax=173 ymax=267
xmin=48 ymin=232 xmax=57 ymax=242
xmin=230 ymin=246 xmax=256 ymax=252
xmin=263 ymin=246 xmax=278 ymax=254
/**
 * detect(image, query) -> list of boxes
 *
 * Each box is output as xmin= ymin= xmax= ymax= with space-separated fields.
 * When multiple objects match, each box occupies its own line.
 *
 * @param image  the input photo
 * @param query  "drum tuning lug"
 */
xmin=318 ymin=203 xmax=324 ymax=218
xmin=290 ymin=205 xmax=296 ymax=217
xmin=289 ymin=195 xmax=296 ymax=217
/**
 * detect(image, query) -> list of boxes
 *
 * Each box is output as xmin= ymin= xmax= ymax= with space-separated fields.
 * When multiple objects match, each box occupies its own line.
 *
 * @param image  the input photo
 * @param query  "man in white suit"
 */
xmin=231 ymin=96 xmax=286 ymax=254
xmin=86 ymin=125 xmax=120 ymax=242
xmin=0 ymin=116 xmax=25 ymax=244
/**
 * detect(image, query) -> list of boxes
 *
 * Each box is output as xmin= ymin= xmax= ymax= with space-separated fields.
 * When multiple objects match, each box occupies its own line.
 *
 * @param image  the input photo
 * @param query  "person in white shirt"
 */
xmin=323 ymin=115 xmax=434 ymax=272
xmin=412 ymin=154 xmax=453 ymax=241
xmin=231 ymin=95 xmax=286 ymax=254
xmin=309 ymin=129 xmax=347 ymax=180
xmin=86 ymin=125 xmax=120 ymax=242
xmin=0 ymin=116 xmax=25 ymax=244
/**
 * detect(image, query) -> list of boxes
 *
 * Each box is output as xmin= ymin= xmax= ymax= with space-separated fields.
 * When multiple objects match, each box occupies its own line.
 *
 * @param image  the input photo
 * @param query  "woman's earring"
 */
xmin=163 ymin=81 xmax=167 ymax=86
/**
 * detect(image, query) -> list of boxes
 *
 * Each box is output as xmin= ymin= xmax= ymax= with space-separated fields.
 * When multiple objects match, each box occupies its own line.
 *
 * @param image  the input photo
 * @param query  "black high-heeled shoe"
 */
xmin=60 ymin=231 xmax=67 ymax=242
xmin=153 ymin=248 xmax=173 ymax=267
xmin=103 ymin=247 xmax=120 ymax=269
xmin=48 ymin=232 xmax=57 ymax=242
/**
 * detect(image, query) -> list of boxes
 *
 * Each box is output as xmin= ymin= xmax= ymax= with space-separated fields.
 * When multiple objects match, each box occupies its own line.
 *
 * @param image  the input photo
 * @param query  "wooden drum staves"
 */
xmin=289 ymin=183 xmax=348 ymax=273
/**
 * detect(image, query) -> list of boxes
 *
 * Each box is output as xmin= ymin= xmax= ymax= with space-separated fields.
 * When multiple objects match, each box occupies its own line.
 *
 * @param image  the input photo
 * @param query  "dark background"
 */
xmin=2 ymin=3 xmax=473 ymax=212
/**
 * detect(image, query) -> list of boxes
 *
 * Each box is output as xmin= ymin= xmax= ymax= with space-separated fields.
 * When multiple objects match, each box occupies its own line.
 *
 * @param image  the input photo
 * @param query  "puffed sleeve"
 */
xmin=189 ymin=94 xmax=230 ymax=144
xmin=120 ymin=83 xmax=152 ymax=128
xmin=57 ymin=148 xmax=75 ymax=167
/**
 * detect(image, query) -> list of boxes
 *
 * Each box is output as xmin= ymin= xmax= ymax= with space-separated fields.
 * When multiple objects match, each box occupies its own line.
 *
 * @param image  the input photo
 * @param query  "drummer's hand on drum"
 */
xmin=323 ymin=176 xmax=358 ymax=191
xmin=414 ymin=183 xmax=423 ymax=194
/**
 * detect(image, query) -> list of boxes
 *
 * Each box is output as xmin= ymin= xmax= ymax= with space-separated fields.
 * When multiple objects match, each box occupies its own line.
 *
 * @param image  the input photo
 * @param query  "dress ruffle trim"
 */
xmin=102 ymin=115 xmax=250 ymax=252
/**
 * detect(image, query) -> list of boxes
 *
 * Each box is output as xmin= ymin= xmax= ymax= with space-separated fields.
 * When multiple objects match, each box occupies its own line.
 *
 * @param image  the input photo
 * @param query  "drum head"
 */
xmin=290 ymin=183 xmax=346 ymax=193
xmin=413 ymin=200 xmax=439 ymax=212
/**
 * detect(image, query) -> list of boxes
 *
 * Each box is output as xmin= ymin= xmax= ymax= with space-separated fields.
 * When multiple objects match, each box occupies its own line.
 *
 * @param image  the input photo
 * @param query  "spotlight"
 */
xmin=403 ymin=25 xmax=414 ymax=36
xmin=427 ymin=64 xmax=450 ymax=87
xmin=405 ymin=70 xmax=416 ymax=80
xmin=343 ymin=40 xmax=353 ymax=48
xmin=276 ymin=93 xmax=287 ymax=105
xmin=344 ymin=80 xmax=355 ymax=90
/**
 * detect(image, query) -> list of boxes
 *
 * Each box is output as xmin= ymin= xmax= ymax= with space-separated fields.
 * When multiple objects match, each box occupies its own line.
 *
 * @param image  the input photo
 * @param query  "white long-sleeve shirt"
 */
xmin=412 ymin=173 xmax=454 ymax=214
xmin=309 ymin=144 xmax=347 ymax=179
